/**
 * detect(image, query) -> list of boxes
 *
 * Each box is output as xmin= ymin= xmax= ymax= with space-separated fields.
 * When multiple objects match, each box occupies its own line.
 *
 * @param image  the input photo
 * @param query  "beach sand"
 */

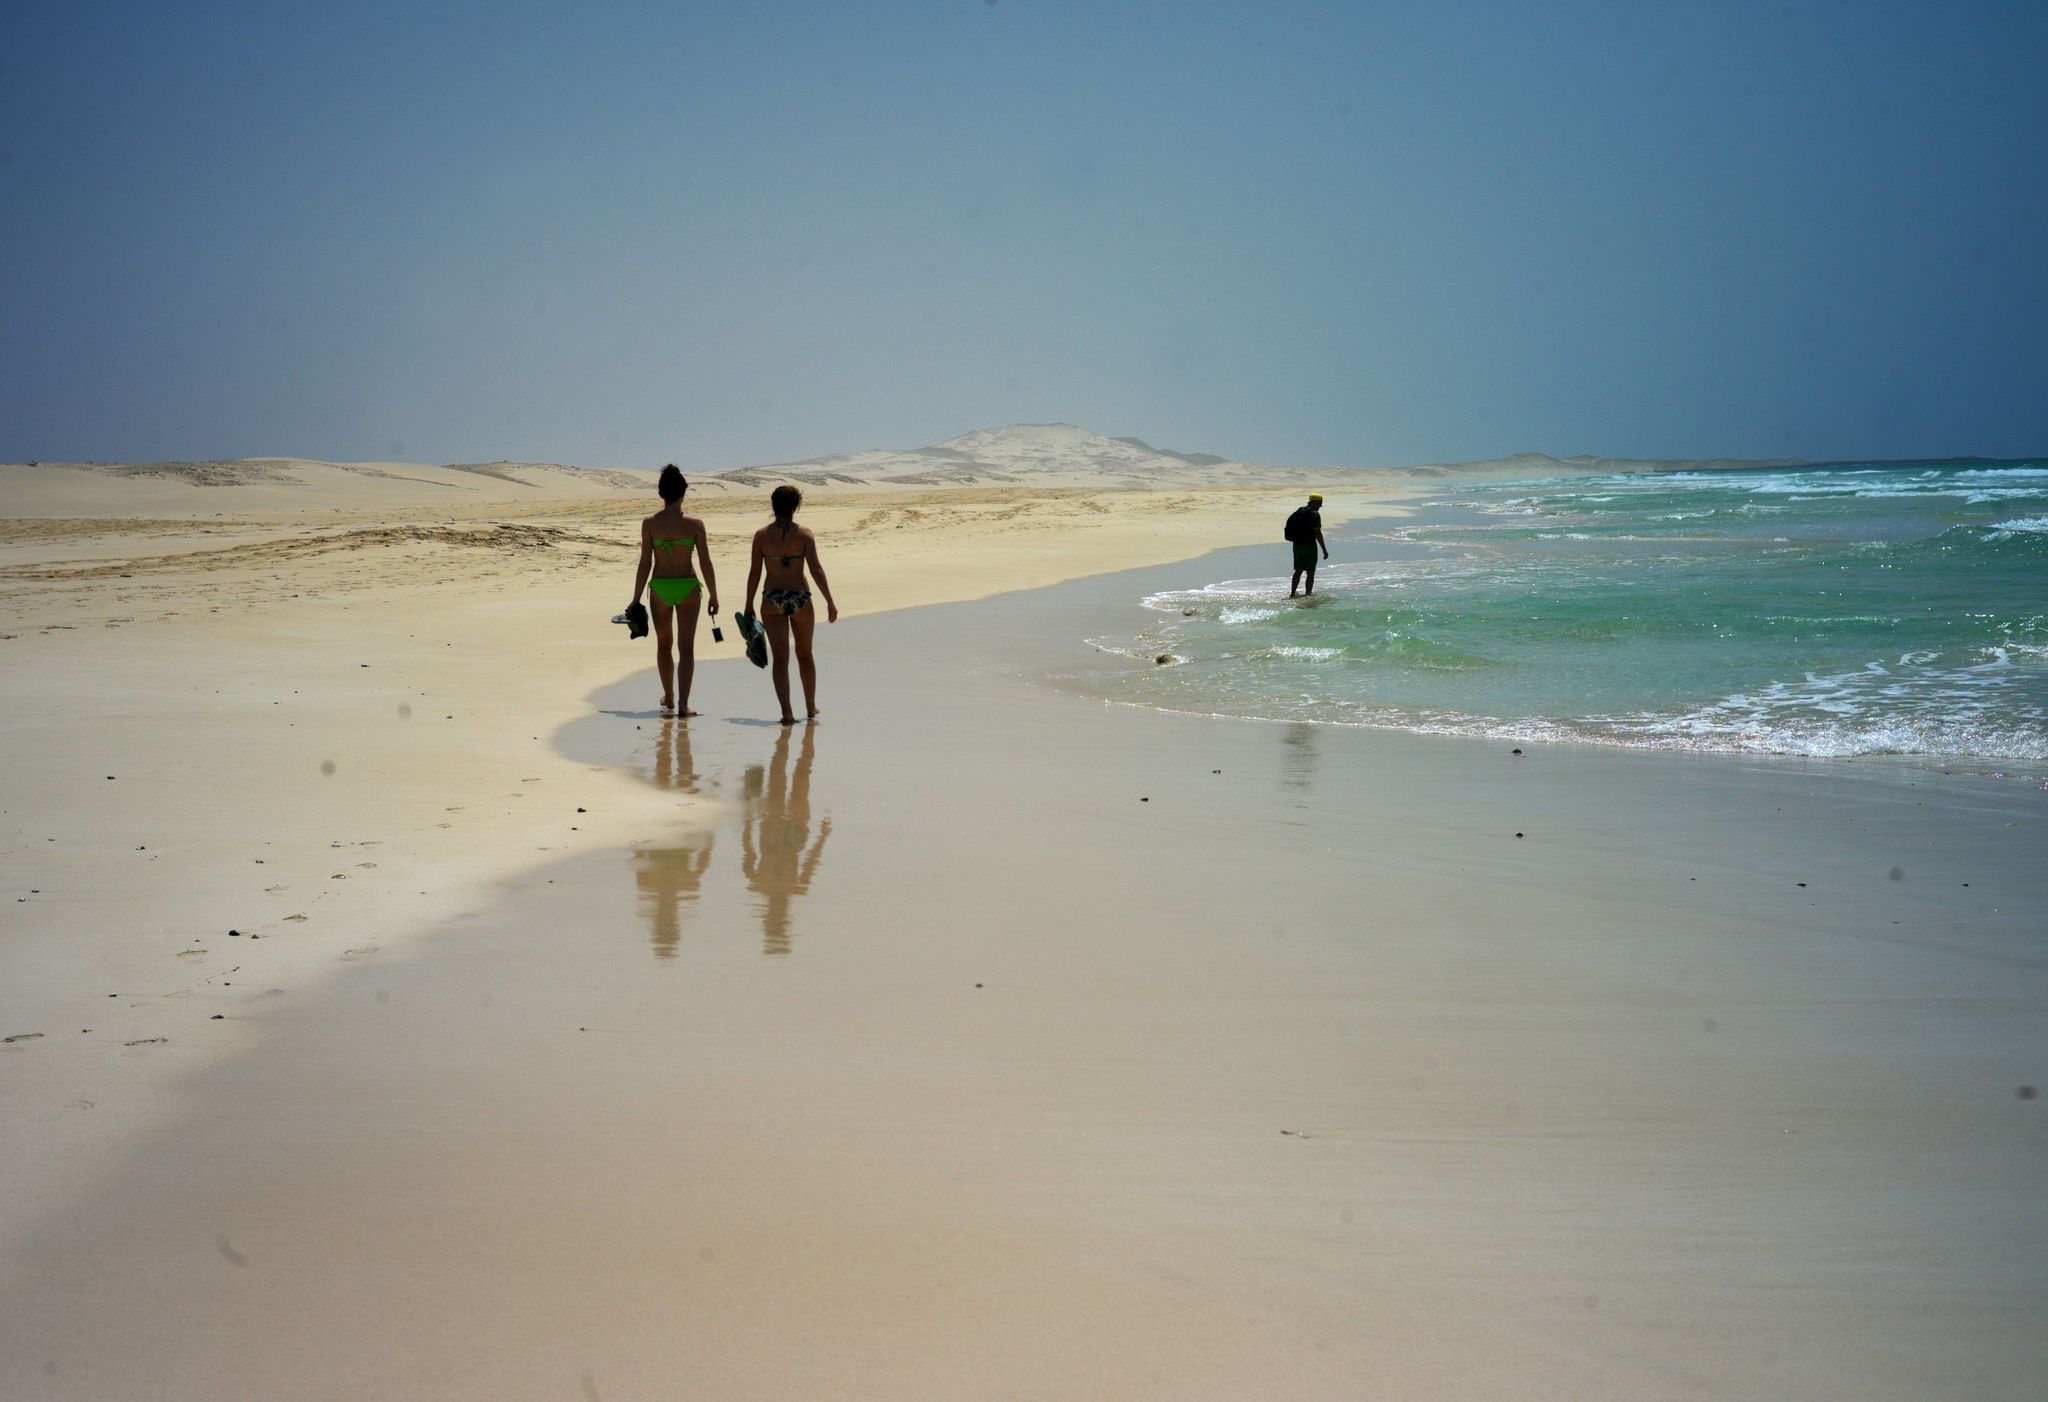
xmin=3 ymin=468 xmax=2044 ymax=1399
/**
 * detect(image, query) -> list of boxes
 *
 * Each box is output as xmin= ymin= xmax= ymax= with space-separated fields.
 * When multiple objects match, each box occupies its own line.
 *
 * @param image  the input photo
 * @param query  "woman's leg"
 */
xmin=650 ymin=598 xmax=675 ymax=710
xmin=790 ymin=605 xmax=819 ymax=719
xmin=673 ymin=590 xmax=703 ymax=716
xmin=762 ymin=606 xmax=796 ymax=724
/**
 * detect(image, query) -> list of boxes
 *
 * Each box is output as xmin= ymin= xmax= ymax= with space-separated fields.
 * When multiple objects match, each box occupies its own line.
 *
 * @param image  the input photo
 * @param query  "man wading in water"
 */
xmin=1285 ymin=492 xmax=1329 ymax=597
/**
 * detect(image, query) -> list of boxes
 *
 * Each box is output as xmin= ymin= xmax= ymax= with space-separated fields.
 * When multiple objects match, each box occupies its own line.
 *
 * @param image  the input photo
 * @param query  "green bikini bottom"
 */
xmin=649 ymin=576 xmax=700 ymax=606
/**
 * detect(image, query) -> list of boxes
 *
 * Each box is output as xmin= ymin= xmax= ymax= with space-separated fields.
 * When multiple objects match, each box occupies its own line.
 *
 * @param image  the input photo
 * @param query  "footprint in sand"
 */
xmin=176 ymin=949 xmax=207 ymax=958
xmin=283 ymin=913 xmax=308 ymax=922
xmin=123 ymin=1037 xmax=166 ymax=1047
xmin=339 ymin=946 xmax=376 ymax=961
xmin=4 ymin=1032 xmax=45 ymax=1044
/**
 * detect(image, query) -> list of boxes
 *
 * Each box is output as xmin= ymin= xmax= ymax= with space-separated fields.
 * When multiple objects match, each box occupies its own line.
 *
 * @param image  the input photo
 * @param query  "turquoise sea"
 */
xmin=1087 ymin=461 xmax=2048 ymax=774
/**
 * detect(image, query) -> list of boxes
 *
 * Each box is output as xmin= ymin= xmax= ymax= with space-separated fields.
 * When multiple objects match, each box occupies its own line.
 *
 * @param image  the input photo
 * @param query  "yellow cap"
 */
xmin=1308 ymin=492 xmax=1323 ymax=503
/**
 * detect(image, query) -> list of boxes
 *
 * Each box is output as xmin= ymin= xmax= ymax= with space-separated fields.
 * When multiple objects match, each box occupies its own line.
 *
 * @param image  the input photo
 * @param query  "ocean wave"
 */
xmin=1098 ymin=467 xmax=2048 ymax=775
xmin=1949 ymin=466 xmax=2048 ymax=482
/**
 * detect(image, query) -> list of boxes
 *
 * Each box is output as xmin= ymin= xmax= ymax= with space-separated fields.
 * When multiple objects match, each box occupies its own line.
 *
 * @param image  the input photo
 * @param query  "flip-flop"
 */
xmin=611 ymin=601 xmax=649 ymax=639
xmin=734 ymin=610 xmax=770 ymax=669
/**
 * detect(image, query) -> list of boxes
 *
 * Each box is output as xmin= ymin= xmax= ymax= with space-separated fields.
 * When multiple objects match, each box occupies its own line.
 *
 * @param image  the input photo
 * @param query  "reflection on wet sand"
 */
xmin=630 ymin=721 xmax=833 ymax=960
xmin=741 ymin=724 xmax=831 ymax=956
xmin=1280 ymin=721 xmax=1319 ymax=805
xmin=635 ymin=721 xmax=714 ymax=959
xmin=634 ymin=839 xmax=714 ymax=959
xmin=651 ymin=717 xmax=701 ymax=792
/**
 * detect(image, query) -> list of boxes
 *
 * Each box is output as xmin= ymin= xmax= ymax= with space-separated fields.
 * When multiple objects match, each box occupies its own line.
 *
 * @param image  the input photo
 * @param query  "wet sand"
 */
xmin=4 ymin=546 xmax=2045 ymax=1400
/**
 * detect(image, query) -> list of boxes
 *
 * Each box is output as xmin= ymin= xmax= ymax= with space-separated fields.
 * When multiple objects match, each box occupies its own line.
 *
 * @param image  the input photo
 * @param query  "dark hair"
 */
xmin=771 ymin=484 xmax=802 ymax=520
xmin=657 ymin=464 xmax=687 ymax=502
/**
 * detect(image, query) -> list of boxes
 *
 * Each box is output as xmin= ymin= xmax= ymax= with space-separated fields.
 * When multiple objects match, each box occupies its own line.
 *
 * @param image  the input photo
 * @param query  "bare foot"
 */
xmin=779 ymin=715 xmax=798 ymax=726
xmin=806 ymin=710 xmax=822 ymax=723
xmin=659 ymin=697 xmax=675 ymax=715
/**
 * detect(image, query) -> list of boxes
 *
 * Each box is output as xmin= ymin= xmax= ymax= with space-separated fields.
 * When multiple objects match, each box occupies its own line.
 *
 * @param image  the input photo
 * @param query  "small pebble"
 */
xmin=1515 ymin=832 xmax=1524 ymax=838
xmin=209 ymin=1015 xmax=223 ymax=1021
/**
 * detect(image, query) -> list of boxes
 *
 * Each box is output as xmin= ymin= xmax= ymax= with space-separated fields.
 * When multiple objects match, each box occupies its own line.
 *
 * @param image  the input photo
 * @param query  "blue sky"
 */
xmin=4 ymin=0 xmax=2044 ymax=467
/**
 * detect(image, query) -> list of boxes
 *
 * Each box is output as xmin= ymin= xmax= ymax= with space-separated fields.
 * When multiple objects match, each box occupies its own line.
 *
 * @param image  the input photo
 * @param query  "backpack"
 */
xmin=1283 ymin=507 xmax=1314 ymax=543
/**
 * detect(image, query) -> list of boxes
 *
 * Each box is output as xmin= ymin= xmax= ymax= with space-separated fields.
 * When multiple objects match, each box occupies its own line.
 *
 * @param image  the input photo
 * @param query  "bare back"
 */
xmin=753 ymin=519 xmax=816 ymax=590
xmin=644 ymin=506 xmax=706 ymax=576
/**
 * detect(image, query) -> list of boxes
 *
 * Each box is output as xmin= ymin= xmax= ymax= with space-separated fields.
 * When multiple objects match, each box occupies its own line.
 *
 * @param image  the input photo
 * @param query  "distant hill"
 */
xmin=711 ymin=431 xmax=1815 ymax=487
xmin=0 ymin=456 xmax=652 ymax=517
xmin=708 ymin=422 xmax=1281 ymax=487
xmin=5 ymin=429 xmax=1880 ymax=520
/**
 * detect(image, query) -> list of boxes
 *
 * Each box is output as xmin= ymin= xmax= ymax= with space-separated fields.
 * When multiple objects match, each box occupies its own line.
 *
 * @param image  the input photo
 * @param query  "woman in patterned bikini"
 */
xmin=630 ymin=464 xmax=720 ymax=716
xmin=744 ymin=484 xmax=838 ymax=725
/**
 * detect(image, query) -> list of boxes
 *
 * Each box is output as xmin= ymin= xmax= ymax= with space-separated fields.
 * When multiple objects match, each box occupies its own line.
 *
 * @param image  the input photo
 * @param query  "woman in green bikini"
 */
xmin=630 ymin=465 xmax=720 ymax=716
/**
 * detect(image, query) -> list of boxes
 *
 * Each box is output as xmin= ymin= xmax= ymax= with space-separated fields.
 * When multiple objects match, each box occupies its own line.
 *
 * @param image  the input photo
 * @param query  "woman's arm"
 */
xmin=805 ymin=531 xmax=838 ymax=623
xmin=631 ymin=525 xmax=652 ymax=605
xmin=691 ymin=515 xmax=719 ymax=613
xmin=744 ymin=532 xmax=762 ymax=614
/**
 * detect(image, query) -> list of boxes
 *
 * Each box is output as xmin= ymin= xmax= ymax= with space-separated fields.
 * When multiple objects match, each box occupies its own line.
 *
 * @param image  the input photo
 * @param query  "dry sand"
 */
xmin=3 ymin=465 xmax=2044 ymax=1399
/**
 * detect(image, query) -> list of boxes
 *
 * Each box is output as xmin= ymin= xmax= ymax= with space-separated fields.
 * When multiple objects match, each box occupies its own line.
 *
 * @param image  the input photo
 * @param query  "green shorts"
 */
xmin=1292 ymin=540 xmax=1318 ymax=572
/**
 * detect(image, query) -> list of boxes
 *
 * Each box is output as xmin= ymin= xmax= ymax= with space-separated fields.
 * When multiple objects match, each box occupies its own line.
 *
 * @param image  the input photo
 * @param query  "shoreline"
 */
xmin=1065 ymin=498 xmax=2048 ymax=787
xmin=0 ymin=481 xmax=1419 ymax=1274
xmin=6 ymin=490 xmax=2047 ymax=1399
xmin=1045 ymin=518 xmax=2048 ymax=789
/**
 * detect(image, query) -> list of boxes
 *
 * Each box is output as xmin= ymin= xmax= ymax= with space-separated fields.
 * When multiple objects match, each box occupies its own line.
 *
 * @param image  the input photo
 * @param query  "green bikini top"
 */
xmin=650 ymin=535 xmax=695 ymax=550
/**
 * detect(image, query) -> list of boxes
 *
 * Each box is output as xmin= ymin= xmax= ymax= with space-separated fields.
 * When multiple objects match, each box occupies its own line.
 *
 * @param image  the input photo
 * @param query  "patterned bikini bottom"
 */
xmin=763 ymin=586 xmax=812 ymax=615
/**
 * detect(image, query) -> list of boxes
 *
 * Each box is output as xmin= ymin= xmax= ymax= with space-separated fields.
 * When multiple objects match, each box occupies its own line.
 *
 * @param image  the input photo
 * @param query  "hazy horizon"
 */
xmin=11 ymin=417 xmax=2047 ymax=475
xmin=5 ymin=2 xmax=2045 ymax=469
